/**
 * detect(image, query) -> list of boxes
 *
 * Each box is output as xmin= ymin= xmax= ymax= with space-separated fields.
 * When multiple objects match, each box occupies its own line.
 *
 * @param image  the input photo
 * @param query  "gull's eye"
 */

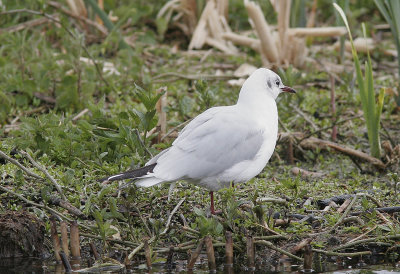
xmin=275 ymin=79 xmax=280 ymax=86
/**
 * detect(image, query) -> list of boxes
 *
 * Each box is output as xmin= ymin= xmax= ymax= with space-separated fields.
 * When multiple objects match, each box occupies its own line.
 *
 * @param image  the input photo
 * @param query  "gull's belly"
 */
xmin=196 ymin=128 xmax=277 ymax=191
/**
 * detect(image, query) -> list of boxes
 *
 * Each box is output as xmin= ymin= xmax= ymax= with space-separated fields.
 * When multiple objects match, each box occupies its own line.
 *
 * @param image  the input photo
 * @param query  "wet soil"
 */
xmin=0 ymin=210 xmax=46 ymax=258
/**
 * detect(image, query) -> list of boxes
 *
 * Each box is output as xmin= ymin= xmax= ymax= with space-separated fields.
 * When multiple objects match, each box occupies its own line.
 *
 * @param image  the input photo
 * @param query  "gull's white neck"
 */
xmin=237 ymin=82 xmax=277 ymax=112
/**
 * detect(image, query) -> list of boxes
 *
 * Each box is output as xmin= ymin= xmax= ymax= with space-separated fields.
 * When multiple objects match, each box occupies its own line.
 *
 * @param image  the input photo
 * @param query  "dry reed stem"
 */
xmin=187 ymin=238 xmax=204 ymax=270
xmin=189 ymin=0 xmax=214 ymax=49
xmin=50 ymin=218 xmax=62 ymax=262
xmin=144 ymin=238 xmax=152 ymax=270
xmin=225 ymin=231 xmax=233 ymax=266
xmin=278 ymin=0 xmax=291 ymax=62
xmin=222 ymin=32 xmax=261 ymax=52
xmin=245 ymin=0 xmax=279 ymax=63
xmin=60 ymin=221 xmax=70 ymax=258
xmin=70 ymin=221 xmax=81 ymax=259
xmin=217 ymin=0 xmax=228 ymax=18
xmin=303 ymin=244 xmax=313 ymax=271
xmin=246 ymin=236 xmax=255 ymax=270
xmin=89 ymin=242 xmax=100 ymax=260
xmin=205 ymin=235 xmax=216 ymax=271
xmin=48 ymin=2 xmax=107 ymax=35
xmin=289 ymin=27 xmax=347 ymax=37
xmin=306 ymin=0 xmax=318 ymax=28
xmin=65 ymin=0 xmax=87 ymax=17
xmin=205 ymin=37 xmax=236 ymax=54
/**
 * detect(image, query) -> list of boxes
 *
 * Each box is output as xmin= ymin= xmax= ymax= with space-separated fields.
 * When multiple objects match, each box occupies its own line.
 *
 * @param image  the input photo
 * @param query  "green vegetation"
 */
xmin=374 ymin=0 xmax=400 ymax=106
xmin=0 ymin=0 xmax=399 ymax=272
xmin=334 ymin=3 xmax=385 ymax=158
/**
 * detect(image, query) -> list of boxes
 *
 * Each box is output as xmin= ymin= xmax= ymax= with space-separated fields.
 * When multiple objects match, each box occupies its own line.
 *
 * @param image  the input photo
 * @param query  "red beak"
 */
xmin=280 ymin=86 xmax=296 ymax=93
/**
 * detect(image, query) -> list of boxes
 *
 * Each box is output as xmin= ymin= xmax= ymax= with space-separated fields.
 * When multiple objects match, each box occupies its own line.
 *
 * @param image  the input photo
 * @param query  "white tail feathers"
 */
xmin=135 ymin=177 xmax=164 ymax=187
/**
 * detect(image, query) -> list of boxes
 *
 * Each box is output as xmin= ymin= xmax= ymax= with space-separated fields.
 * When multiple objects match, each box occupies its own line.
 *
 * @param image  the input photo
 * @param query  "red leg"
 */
xmin=210 ymin=191 xmax=215 ymax=215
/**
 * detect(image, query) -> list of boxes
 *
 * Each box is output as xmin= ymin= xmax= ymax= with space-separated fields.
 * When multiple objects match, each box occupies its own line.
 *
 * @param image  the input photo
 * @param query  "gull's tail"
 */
xmin=99 ymin=163 xmax=157 ymax=183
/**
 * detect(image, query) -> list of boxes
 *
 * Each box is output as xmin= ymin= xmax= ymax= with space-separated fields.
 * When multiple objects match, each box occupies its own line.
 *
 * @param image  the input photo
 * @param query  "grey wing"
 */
xmin=152 ymin=106 xmax=264 ymax=181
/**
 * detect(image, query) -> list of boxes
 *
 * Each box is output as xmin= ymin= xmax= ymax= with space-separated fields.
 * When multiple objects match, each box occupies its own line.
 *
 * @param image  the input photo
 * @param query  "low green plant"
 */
xmin=374 ymin=0 xmax=400 ymax=106
xmin=333 ymin=3 xmax=385 ymax=159
xmin=192 ymin=207 xmax=223 ymax=237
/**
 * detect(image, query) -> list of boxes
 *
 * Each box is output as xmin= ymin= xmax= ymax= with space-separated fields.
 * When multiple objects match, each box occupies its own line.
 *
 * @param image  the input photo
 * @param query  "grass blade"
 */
xmin=333 ymin=4 xmax=384 ymax=158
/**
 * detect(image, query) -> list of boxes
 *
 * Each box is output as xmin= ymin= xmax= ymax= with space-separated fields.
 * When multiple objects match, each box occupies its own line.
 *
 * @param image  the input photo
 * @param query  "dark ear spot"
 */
xmin=267 ymin=80 xmax=272 ymax=88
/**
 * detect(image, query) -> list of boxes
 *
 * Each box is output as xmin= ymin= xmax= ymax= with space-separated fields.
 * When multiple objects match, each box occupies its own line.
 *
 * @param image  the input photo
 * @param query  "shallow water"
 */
xmin=1 ymin=257 xmax=399 ymax=273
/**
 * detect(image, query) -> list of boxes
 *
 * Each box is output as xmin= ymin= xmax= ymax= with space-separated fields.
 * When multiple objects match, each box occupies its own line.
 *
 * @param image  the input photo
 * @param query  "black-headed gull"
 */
xmin=101 ymin=68 xmax=296 ymax=214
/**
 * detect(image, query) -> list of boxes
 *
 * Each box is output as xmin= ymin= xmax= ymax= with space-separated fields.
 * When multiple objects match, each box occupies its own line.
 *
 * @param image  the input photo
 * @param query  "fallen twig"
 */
xmin=0 ymin=184 xmax=72 ymax=222
xmin=160 ymin=198 xmax=185 ymax=236
xmin=348 ymin=225 xmax=377 ymax=243
xmin=290 ymin=238 xmax=313 ymax=254
xmin=332 ymin=234 xmax=400 ymax=251
xmin=279 ymin=132 xmax=385 ymax=169
xmin=128 ymin=243 xmax=144 ymax=260
xmin=72 ymin=108 xmax=89 ymax=122
xmin=312 ymin=249 xmax=371 ymax=257
xmin=132 ymin=204 xmax=152 ymax=237
xmin=254 ymin=235 xmax=289 ymax=241
xmin=342 ymin=216 xmax=365 ymax=226
xmin=48 ymin=1 xmax=108 ymax=35
xmin=0 ymin=150 xmax=43 ymax=180
xmin=257 ymin=197 xmax=288 ymax=205
xmin=20 ymin=150 xmax=66 ymax=200
xmin=181 ymin=225 xmax=201 ymax=235
xmin=337 ymin=199 xmax=351 ymax=213
xmin=49 ymin=195 xmax=86 ymax=219
xmin=187 ymin=238 xmax=205 ymax=270
xmin=291 ymin=167 xmax=324 ymax=179
xmin=317 ymin=194 xmax=353 ymax=208
xmin=314 ymin=194 xmax=358 ymax=235
xmin=255 ymin=240 xmax=304 ymax=262
xmin=153 ymin=72 xmax=234 ymax=82
xmin=0 ymin=17 xmax=52 ymax=34
xmin=80 ymin=233 xmax=137 ymax=248
xmin=351 ymin=206 xmax=400 ymax=216
xmin=89 ymin=242 xmax=100 ymax=260
xmin=300 ymin=114 xmax=363 ymax=141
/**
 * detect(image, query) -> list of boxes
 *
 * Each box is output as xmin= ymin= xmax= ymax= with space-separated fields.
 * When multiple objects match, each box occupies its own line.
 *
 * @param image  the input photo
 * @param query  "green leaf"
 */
xmin=193 ymin=207 xmax=205 ymax=217
xmin=156 ymin=16 xmax=168 ymax=37
xmin=109 ymin=197 xmax=126 ymax=220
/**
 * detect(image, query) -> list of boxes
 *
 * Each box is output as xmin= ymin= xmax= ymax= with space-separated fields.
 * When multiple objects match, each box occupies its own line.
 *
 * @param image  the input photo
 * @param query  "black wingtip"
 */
xmin=98 ymin=163 xmax=157 ymax=183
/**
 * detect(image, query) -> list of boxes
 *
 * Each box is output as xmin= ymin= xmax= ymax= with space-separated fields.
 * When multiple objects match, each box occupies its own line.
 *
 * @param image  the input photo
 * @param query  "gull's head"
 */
xmin=240 ymin=68 xmax=296 ymax=101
